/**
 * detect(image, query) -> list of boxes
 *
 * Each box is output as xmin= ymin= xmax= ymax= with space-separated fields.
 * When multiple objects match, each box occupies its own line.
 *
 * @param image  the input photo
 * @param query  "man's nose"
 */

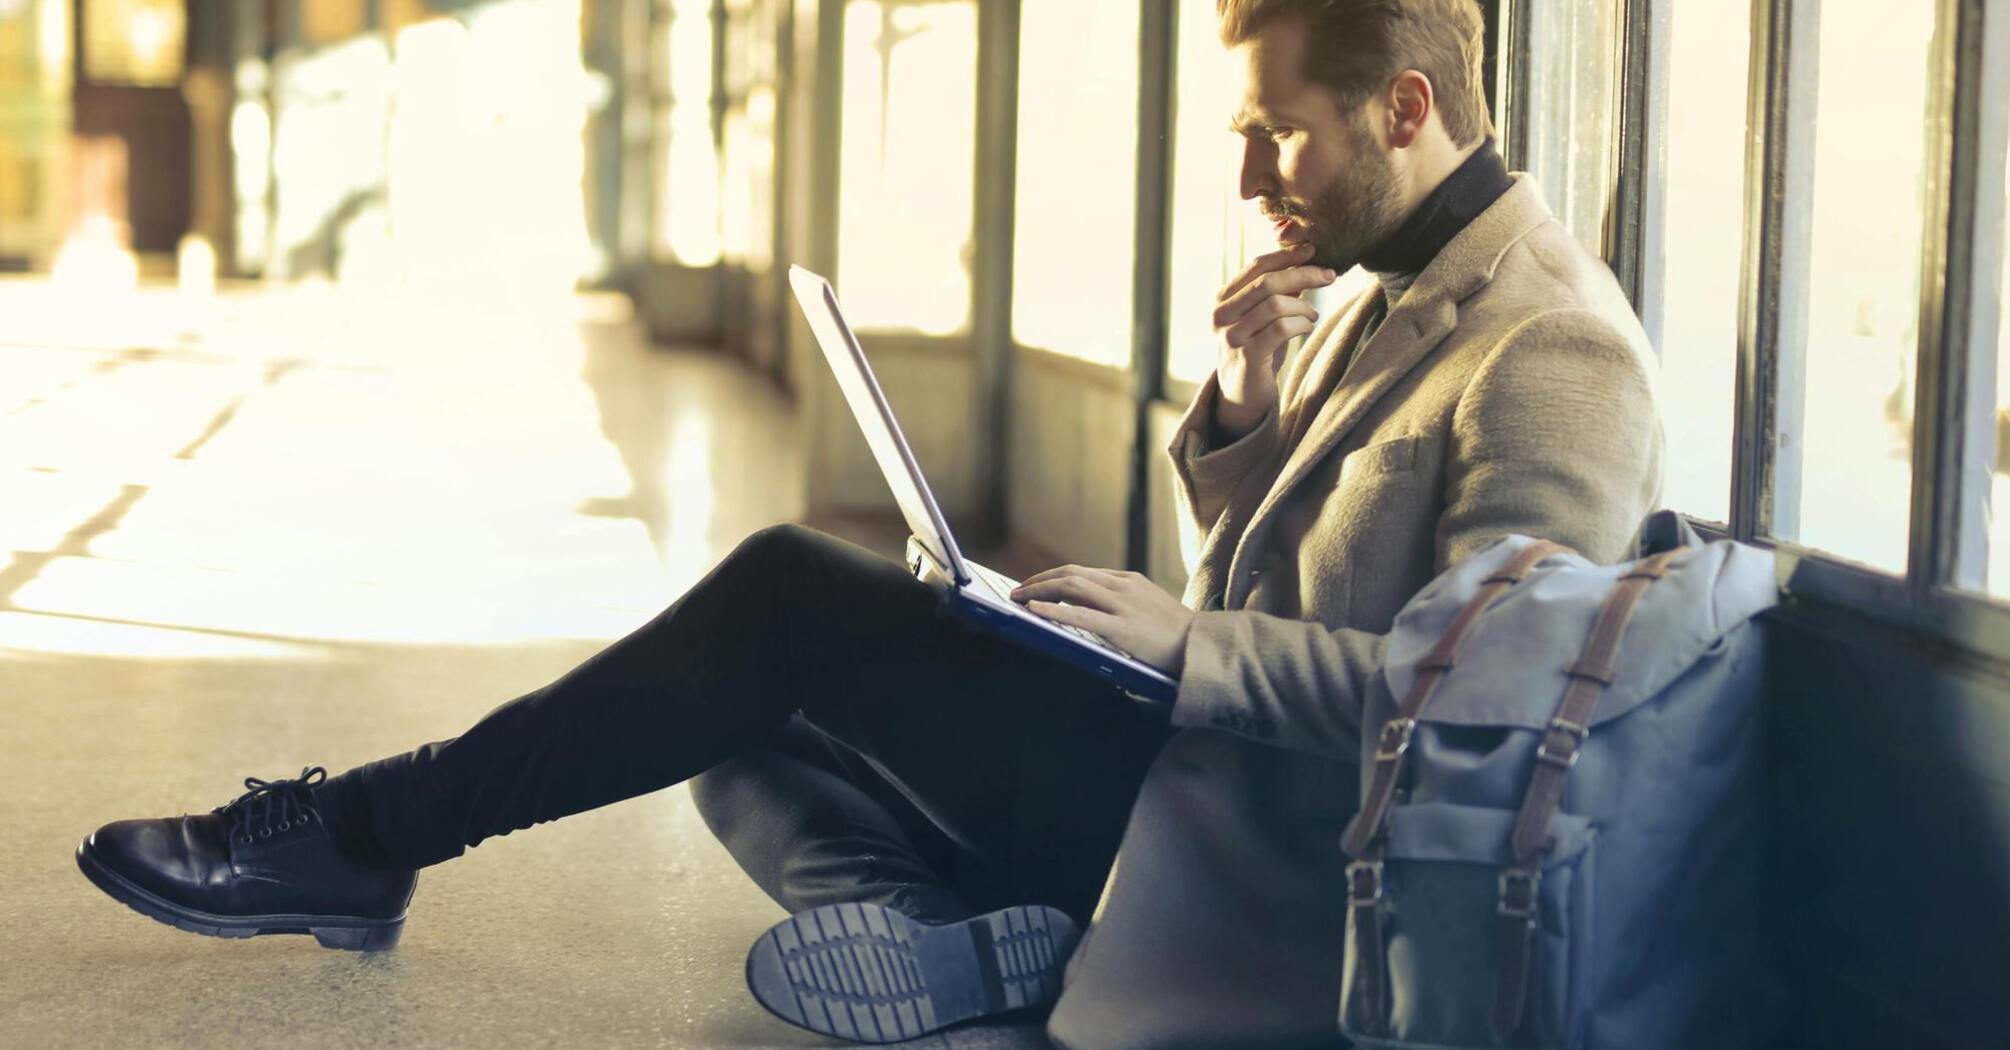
xmin=1238 ymin=139 xmax=1278 ymax=201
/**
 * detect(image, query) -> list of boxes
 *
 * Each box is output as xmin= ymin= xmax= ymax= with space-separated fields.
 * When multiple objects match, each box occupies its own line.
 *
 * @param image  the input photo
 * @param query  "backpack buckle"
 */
xmin=1347 ymin=859 xmax=1385 ymax=906
xmin=1535 ymin=717 xmax=1588 ymax=769
xmin=1497 ymin=868 xmax=1541 ymax=920
xmin=1375 ymin=718 xmax=1416 ymax=762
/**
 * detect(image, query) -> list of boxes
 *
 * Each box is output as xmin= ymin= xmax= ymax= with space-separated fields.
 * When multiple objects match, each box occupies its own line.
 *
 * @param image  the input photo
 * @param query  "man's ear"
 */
xmin=1386 ymin=69 xmax=1433 ymax=149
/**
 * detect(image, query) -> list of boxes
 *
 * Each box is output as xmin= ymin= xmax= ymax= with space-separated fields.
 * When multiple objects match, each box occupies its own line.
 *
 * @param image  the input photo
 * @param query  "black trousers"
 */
xmin=313 ymin=524 xmax=1175 ymax=926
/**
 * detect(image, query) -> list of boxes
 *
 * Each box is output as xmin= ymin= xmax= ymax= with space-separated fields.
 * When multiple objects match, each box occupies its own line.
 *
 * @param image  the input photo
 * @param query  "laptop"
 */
xmin=787 ymin=265 xmax=1179 ymax=703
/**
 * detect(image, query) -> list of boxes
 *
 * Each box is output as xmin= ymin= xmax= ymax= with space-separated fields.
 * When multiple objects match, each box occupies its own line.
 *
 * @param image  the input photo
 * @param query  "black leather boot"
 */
xmin=745 ymin=901 xmax=1080 ymax=1043
xmin=76 ymin=766 xmax=417 ymax=951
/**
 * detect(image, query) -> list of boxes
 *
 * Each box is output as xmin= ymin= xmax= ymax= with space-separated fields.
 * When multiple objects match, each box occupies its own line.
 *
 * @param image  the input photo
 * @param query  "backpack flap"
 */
xmin=1381 ymin=537 xmax=1778 ymax=733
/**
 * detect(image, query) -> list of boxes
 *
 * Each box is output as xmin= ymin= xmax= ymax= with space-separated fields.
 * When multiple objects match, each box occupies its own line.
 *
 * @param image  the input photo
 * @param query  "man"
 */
xmin=74 ymin=2 xmax=1659 ymax=1048
xmin=1044 ymin=2 xmax=1661 ymax=1047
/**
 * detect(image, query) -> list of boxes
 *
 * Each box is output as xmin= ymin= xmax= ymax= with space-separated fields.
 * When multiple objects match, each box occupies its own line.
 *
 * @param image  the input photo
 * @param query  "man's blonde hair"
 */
xmin=1217 ymin=0 xmax=1494 ymax=147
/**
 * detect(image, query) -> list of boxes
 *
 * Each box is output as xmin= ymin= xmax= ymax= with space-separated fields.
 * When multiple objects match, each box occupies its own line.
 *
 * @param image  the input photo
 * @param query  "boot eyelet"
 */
xmin=258 ymin=828 xmax=271 ymax=839
xmin=278 ymin=821 xmax=291 ymax=832
xmin=238 ymin=833 xmax=253 ymax=844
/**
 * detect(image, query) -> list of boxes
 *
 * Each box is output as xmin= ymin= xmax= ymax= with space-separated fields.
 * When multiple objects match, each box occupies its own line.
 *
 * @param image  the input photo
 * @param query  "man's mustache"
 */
xmin=1260 ymin=199 xmax=1311 ymax=224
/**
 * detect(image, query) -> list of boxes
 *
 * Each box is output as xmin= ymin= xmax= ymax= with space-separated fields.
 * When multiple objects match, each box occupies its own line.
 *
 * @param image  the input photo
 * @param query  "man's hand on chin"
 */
xmin=1009 ymin=567 xmax=1196 ymax=677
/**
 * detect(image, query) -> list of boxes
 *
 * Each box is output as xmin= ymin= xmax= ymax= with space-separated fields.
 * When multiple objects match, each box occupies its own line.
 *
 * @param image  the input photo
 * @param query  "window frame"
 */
xmin=1657 ymin=0 xmax=2010 ymax=659
xmin=1153 ymin=0 xmax=1240 ymax=418
xmin=1130 ymin=0 xmax=2010 ymax=651
xmin=1127 ymin=0 xmax=1176 ymax=569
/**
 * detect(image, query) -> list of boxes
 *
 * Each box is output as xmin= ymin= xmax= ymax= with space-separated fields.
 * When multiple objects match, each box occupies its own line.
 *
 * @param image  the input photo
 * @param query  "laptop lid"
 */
xmin=787 ymin=265 xmax=970 ymax=585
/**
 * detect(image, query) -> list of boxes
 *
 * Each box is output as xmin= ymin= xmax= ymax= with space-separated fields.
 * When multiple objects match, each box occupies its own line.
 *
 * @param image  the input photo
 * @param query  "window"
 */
xmin=1164 ymin=0 xmax=1272 ymax=387
xmin=1780 ymin=1 xmax=1938 ymax=573
xmin=1595 ymin=0 xmax=2010 ymax=648
xmin=1985 ymin=90 xmax=2010 ymax=595
xmin=834 ymin=0 xmax=977 ymax=335
xmin=655 ymin=0 xmax=722 ymax=266
xmin=81 ymin=0 xmax=184 ymax=86
xmin=720 ymin=0 xmax=779 ymax=271
xmin=1651 ymin=0 xmax=1750 ymax=525
xmin=0 ymin=0 xmax=70 ymax=264
xmin=300 ymin=0 xmax=367 ymax=47
xmin=1518 ymin=0 xmax=1621 ymax=256
xmin=1008 ymin=0 xmax=1139 ymax=366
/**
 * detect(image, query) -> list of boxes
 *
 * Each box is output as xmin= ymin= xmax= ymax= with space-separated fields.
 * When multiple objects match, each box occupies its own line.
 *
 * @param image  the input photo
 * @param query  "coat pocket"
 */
xmin=1338 ymin=434 xmax=1421 ymax=485
xmin=1340 ymin=801 xmax=1599 ymax=1050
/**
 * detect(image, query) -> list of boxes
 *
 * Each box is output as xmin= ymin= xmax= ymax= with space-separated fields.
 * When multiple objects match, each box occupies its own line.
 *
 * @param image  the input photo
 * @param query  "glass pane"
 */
xmin=658 ymin=0 xmax=721 ymax=265
xmin=720 ymin=85 xmax=776 ymax=271
xmin=1654 ymin=0 xmax=1749 ymax=524
xmin=835 ymin=0 xmax=977 ymax=335
xmin=1985 ymin=85 xmax=2010 ymax=594
xmin=1521 ymin=0 xmax=1621 ymax=256
xmin=1164 ymin=0 xmax=1272 ymax=386
xmin=719 ymin=0 xmax=777 ymax=271
xmin=301 ymin=0 xmax=368 ymax=46
xmin=82 ymin=0 xmax=184 ymax=86
xmin=0 ymin=0 xmax=71 ymax=263
xmin=1788 ymin=2 xmax=1936 ymax=572
xmin=1009 ymin=0 xmax=1137 ymax=365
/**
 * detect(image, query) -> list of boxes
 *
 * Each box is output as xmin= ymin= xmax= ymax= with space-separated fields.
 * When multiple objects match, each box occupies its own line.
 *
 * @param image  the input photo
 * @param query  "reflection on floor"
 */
xmin=0 ymin=279 xmax=1049 ymax=1049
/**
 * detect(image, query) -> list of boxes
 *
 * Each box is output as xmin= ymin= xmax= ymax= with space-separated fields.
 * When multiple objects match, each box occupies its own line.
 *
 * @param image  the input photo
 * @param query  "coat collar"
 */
xmin=1205 ymin=174 xmax=1559 ymax=610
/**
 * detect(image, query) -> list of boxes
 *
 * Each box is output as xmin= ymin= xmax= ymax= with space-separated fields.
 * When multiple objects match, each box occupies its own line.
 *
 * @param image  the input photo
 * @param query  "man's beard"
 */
xmin=1264 ymin=130 xmax=1408 ymax=274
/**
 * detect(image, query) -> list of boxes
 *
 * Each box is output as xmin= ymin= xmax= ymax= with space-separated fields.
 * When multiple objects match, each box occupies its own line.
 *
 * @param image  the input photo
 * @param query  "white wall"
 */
xmin=1003 ymin=348 xmax=1134 ymax=571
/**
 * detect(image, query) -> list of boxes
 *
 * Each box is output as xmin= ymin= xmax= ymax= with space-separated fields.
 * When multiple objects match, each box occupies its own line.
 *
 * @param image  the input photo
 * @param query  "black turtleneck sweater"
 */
xmin=1361 ymin=137 xmax=1512 ymax=314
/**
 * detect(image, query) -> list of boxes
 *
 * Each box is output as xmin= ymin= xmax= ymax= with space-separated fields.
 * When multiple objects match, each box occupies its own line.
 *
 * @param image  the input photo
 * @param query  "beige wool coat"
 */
xmin=1046 ymin=175 xmax=1666 ymax=1050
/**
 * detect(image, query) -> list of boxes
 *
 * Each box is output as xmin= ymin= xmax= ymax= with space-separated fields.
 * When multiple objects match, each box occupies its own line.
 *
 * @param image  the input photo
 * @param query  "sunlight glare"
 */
xmin=835 ymin=1 xmax=977 ymax=335
xmin=1009 ymin=0 xmax=1139 ymax=366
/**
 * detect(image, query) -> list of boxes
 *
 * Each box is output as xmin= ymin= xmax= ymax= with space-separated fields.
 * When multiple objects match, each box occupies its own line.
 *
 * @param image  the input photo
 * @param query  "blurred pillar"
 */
xmin=580 ymin=0 xmax=632 ymax=286
xmin=184 ymin=0 xmax=236 ymax=274
xmin=71 ymin=0 xmax=194 ymax=255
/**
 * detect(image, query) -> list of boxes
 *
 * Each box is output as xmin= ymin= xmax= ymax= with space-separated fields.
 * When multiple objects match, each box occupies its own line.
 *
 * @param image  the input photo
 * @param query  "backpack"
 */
xmin=1337 ymin=511 xmax=1787 ymax=1049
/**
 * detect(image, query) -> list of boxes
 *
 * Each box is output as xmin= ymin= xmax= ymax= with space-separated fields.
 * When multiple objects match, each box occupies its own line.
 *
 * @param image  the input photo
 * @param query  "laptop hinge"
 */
xmin=905 ymin=535 xmax=964 ymax=588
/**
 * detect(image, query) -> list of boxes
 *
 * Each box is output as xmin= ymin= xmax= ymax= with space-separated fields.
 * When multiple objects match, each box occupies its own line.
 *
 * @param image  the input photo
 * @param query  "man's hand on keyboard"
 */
xmin=1010 ymin=566 xmax=1195 ymax=677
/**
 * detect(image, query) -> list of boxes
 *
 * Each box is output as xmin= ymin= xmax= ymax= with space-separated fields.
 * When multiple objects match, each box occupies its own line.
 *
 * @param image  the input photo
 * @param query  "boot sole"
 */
xmin=74 ymin=838 xmax=405 ymax=951
xmin=745 ymin=902 xmax=1078 ymax=1044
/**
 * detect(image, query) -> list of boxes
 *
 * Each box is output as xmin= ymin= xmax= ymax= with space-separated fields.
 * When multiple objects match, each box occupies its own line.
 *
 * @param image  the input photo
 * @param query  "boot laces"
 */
xmin=212 ymin=766 xmax=327 ymax=845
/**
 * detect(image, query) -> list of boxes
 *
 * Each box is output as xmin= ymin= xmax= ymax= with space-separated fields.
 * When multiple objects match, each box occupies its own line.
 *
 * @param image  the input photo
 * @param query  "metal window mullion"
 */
xmin=1730 ymin=0 xmax=1815 ymax=544
xmin=970 ymin=0 xmax=1020 ymax=541
xmin=1497 ymin=0 xmax=1532 ymax=172
xmin=1608 ymin=0 xmax=1668 ymax=349
xmin=1126 ymin=0 xmax=1174 ymax=574
xmin=768 ymin=0 xmax=796 ymax=378
xmin=1913 ymin=0 xmax=2008 ymax=593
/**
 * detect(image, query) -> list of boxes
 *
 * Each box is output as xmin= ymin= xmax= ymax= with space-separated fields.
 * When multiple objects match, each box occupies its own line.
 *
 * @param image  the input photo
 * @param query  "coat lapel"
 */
xmin=1220 ymin=295 xmax=1461 ymax=606
xmin=1178 ymin=288 xmax=1383 ymax=612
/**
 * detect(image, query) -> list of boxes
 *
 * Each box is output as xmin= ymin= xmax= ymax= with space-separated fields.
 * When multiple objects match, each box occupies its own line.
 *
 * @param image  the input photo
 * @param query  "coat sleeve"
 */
xmin=1164 ymin=373 xmax=1283 ymax=559
xmin=1163 ymin=295 xmax=1360 ymax=575
xmin=1167 ymin=309 xmax=1665 ymax=758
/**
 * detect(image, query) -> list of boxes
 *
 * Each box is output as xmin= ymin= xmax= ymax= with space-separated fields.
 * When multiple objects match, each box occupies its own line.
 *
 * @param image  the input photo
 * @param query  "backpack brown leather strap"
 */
xmin=1341 ymin=538 xmax=1573 ymax=859
xmin=1344 ymin=839 xmax=1389 ymax=1036
xmin=1340 ymin=538 xmax=1571 ymax=1037
xmin=1489 ymin=548 xmax=1687 ymax=1043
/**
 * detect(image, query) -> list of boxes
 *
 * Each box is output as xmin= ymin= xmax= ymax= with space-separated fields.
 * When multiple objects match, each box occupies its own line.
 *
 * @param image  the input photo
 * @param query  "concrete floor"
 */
xmin=0 ymin=280 xmax=1050 ymax=1049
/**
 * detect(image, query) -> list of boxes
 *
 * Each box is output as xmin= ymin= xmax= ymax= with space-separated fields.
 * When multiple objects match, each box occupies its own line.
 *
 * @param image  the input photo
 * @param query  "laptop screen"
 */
xmin=787 ymin=266 xmax=967 ymax=582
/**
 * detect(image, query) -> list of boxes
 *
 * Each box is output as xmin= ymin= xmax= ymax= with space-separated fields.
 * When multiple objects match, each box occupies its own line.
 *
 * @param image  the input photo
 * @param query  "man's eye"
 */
xmin=1266 ymin=127 xmax=1294 ymax=141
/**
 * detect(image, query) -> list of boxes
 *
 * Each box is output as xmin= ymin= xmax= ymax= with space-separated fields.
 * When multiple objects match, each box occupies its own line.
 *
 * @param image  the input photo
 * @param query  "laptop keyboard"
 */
xmin=969 ymin=562 xmax=1135 ymax=657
